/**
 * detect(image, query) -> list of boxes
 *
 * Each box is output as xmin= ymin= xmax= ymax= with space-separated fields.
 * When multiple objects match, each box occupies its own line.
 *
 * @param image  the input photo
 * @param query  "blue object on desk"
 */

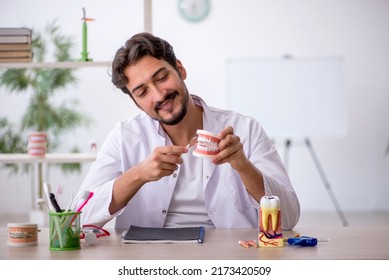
xmin=287 ymin=237 xmax=318 ymax=247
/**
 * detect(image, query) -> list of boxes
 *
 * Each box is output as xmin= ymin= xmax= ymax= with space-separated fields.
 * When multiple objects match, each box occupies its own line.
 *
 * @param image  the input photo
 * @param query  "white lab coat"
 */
xmin=78 ymin=95 xmax=300 ymax=229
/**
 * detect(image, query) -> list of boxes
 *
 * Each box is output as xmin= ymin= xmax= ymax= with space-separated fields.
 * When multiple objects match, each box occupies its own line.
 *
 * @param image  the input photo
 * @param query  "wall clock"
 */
xmin=178 ymin=0 xmax=211 ymax=22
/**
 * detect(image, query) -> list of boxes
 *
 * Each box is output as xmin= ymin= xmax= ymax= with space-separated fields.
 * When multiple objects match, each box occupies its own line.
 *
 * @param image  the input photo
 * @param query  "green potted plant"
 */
xmin=0 ymin=20 xmax=92 ymax=204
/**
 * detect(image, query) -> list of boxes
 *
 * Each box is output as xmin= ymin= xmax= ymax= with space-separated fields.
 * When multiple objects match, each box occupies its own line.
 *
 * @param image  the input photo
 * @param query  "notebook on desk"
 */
xmin=121 ymin=225 xmax=205 ymax=244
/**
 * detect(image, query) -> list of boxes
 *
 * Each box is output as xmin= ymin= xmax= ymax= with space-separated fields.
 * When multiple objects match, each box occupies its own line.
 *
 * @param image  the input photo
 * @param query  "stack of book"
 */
xmin=0 ymin=27 xmax=32 ymax=63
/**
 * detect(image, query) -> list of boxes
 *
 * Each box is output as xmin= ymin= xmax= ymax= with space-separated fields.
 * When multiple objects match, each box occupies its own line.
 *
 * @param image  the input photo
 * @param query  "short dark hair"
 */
xmin=111 ymin=32 xmax=178 ymax=96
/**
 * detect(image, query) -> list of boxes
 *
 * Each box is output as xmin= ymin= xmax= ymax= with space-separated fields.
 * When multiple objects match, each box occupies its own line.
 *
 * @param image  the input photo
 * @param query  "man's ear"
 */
xmin=176 ymin=59 xmax=187 ymax=80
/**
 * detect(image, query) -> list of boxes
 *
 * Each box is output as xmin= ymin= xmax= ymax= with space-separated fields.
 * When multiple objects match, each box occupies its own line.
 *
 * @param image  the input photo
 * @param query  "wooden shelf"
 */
xmin=0 ymin=61 xmax=111 ymax=69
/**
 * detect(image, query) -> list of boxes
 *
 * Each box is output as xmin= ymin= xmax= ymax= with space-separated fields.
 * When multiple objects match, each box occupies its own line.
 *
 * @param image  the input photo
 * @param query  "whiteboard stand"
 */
xmin=227 ymin=56 xmax=348 ymax=226
xmin=284 ymin=138 xmax=348 ymax=227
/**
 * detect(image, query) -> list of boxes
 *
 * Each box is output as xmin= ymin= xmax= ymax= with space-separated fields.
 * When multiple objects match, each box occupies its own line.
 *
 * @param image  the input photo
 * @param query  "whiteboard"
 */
xmin=226 ymin=57 xmax=347 ymax=138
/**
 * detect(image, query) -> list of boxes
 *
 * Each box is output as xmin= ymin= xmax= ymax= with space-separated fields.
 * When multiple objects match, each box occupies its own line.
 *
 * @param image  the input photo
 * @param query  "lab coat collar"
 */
xmin=191 ymin=94 xmax=223 ymax=132
xmin=137 ymin=111 xmax=168 ymax=145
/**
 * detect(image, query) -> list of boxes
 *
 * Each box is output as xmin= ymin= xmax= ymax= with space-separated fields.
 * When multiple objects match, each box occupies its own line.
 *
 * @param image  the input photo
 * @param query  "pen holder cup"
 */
xmin=49 ymin=211 xmax=81 ymax=251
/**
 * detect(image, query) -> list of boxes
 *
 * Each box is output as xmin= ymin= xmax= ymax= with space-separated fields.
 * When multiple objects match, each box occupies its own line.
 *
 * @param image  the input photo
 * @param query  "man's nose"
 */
xmin=150 ymin=84 xmax=166 ymax=102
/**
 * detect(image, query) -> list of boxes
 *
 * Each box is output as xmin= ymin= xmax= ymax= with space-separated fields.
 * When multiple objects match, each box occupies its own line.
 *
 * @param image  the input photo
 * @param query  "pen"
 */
xmin=49 ymin=193 xmax=62 ymax=213
xmin=49 ymin=192 xmax=64 ymax=248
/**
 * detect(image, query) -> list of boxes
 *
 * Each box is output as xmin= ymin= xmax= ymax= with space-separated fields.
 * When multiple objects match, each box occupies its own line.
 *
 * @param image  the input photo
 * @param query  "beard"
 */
xmin=152 ymin=87 xmax=189 ymax=126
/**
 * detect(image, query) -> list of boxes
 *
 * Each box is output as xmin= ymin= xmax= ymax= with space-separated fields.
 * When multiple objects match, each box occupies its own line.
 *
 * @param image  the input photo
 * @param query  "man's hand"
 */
xmin=212 ymin=126 xmax=250 ymax=171
xmin=110 ymin=145 xmax=187 ymax=214
xmin=138 ymin=145 xmax=188 ymax=182
xmin=212 ymin=126 xmax=264 ymax=201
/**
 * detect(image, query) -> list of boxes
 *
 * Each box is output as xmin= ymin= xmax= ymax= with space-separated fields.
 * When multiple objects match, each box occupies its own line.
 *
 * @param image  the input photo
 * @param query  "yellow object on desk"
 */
xmin=258 ymin=196 xmax=283 ymax=248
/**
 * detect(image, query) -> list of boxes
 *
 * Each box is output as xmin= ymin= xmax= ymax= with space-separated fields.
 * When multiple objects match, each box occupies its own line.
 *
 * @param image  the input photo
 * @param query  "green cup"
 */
xmin=49 ymin=211 xmax=81 ymax=251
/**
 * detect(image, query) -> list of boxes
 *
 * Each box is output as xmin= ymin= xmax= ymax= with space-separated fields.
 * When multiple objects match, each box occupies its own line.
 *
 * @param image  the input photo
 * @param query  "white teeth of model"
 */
xmin=260 ymin=196 xmax=280 ymax=232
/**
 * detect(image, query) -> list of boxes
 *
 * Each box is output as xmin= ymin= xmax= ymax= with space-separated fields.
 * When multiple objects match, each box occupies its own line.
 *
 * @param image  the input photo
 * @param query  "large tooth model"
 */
xmin=258 ymin=196 xmax=283 ymax=247
xmin=192 ymin=130 xmax=221 ymax=158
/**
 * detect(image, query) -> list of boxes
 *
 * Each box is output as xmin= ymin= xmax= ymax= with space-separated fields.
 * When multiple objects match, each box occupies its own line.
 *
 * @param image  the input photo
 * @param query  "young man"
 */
xmin=77 ymin=32 xmax=300 ymax=229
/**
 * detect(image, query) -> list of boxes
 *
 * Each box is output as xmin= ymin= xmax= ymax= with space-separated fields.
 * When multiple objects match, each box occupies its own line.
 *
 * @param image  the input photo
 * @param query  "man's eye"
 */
xmin=157 ymin=74 xmax=168 ymax=83
xmin=135 ymin=89 xmax=147 ymax=97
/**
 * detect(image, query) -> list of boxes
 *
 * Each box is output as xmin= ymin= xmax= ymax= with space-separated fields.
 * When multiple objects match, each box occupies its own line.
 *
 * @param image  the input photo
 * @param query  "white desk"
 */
xmin=1 ymin=226 xmax=389 ymax=259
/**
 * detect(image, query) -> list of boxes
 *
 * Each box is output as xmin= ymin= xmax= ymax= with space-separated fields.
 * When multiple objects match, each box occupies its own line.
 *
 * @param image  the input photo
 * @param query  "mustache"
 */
xmin=155 ymin=91 xmax=177 ymax=110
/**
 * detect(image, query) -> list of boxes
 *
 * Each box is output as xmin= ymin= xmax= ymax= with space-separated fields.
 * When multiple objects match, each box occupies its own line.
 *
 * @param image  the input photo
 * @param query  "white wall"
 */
xmin=1 ymin=0 xmax=389 ymax=217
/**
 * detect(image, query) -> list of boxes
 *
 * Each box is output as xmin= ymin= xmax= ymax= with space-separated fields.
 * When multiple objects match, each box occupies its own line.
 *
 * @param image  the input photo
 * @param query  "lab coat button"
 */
xmin=205 ymin=175 xmax=209 ymax=179
xmin=162 ymin=210 xmax=167 ymax=215
xmin=208 ymin=210 xmax=213 ymax=215
xmin=173 ymin=173 xmax=177 ymax=178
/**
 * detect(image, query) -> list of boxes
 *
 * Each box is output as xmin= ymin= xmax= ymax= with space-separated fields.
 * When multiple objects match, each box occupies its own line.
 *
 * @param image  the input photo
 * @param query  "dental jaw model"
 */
xmin=258 ymin=196 xmax=283 ymax=247
xmin=192 ymin=130 xmax=221 ymax=158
